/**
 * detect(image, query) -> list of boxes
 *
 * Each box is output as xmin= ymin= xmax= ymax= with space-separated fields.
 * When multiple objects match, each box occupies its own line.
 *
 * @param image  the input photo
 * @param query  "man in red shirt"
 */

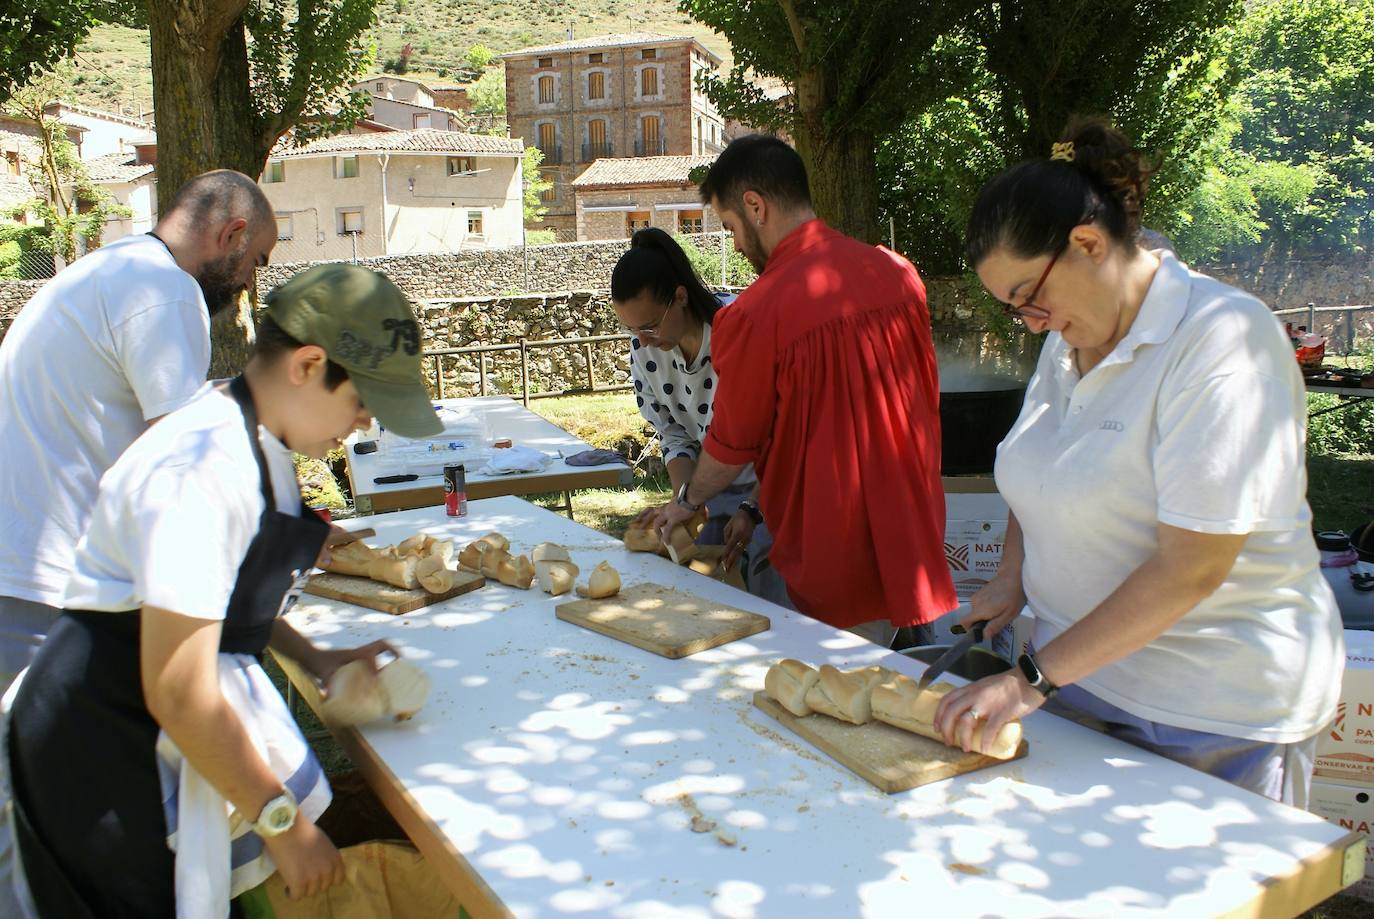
xmin=652 ymin=135 xmax=955 ymax=641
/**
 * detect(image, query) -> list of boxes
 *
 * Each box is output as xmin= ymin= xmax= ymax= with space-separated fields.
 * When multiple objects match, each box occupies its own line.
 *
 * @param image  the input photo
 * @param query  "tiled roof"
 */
xmin=271 ymin=128 xmax=522 ymax=159
xmin=84 ymin=151 xmax=154 ymax=183
xmin=572 ymin=155 xmax=717 ymax=189
xmin=504 ymin=33 xmax=717 ymax=61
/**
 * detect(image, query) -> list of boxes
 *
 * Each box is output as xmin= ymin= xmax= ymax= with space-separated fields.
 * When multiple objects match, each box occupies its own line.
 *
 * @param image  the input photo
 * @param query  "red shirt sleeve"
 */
xmin=703 ymin=301 xmax=777 ymax=467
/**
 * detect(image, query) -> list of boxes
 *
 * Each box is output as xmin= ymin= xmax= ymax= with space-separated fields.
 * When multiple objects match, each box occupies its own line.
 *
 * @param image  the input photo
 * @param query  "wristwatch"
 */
xmin=1017 ymin=652 xmax=1059 ymax=699
xmin=251 ymin=788 xmax=299 ymax=838
xmin=675 ymin=481 xmax=703 ymax=513
xmin=738 ymin=500 xmax=763 ymax=525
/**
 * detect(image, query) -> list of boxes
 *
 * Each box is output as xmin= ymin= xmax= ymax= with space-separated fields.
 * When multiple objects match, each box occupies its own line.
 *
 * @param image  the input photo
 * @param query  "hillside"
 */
xmin=60 ymin=0 xmax=732 ymax=118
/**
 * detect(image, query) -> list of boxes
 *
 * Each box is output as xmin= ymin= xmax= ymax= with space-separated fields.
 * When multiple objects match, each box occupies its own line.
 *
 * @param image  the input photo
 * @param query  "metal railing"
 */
xmin=537 ymin=143 xmax=563 ymax=165
xmin=421 ymin=331 xmax=634 ymax=406
xmin=1273 ymin=302 xmax=1373 ymax=356
xmin=582 ymin=141 xmax=613 ymax=162
xmin=634 ymin=138 xmax=667 ymax=156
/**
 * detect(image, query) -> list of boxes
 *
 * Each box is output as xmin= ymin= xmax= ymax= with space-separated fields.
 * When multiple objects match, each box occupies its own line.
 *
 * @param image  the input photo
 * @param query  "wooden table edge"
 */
xmin=273 ymin=652 xmax=516 ymax=919
xmin=357 ymin=468 xmax=631 ymax=514
xmin=1217 ymin=828 xmax=1366 ymax=919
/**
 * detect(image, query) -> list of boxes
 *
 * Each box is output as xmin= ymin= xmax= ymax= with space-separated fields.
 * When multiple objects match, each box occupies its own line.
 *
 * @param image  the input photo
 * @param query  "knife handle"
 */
xmin=374 ymin=473 xmax=418 ymax=484
xmin=949 ymin=621 xmax=988 ymax=642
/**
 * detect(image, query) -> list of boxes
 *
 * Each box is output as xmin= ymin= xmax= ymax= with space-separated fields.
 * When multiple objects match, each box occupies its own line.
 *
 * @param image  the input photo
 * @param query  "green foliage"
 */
xmin=875 ymin=1 xmax=1242 ymax=278
xmin=525 ymin=229 xmax=557 ymax=245
xmin=673 ymin=232 xmax=756 ymax=289
xmin=522 ymin=146 xmax=551 ymax=224
xmin=0 ymin=224 xmax=55 ymax=280
xmin=244 ymin=0 xmax=380 ymax=154
xmin=1182 ymin=0 xmax=1374 ymax=261
xmin=0 ymin=1 xmax=92 ymax=105
xmin=465 ymin=44 xmax=496 ymax=70
xmin=469 ymin=67 xmax=505 ymax=115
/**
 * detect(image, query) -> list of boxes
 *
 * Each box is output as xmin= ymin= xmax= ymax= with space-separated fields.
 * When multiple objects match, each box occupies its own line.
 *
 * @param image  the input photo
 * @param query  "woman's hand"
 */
xmin=720 ymin=510 xmax=756 ymax=570
xmin=309 ymin=640 xmax=396 ymax=685
xmin=963 ymin=571 xmax=1026 ymax=639
xmin=263 ymin=818 xmax=346 ymax=901
xmin=933 ymin=672 xmax=1045 ymax=755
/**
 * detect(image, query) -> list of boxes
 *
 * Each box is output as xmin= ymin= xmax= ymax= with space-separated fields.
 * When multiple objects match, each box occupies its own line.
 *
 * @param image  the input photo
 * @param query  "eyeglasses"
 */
xmin=1003 ymin=248 xmax=1061 ymax=320
xmin=624 ymin=300 xmax=674 ymax=336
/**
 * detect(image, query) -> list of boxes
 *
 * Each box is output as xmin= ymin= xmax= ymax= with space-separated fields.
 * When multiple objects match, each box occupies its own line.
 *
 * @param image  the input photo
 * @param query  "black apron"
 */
xmin=8 ymin=376 xmax=329 ymax=918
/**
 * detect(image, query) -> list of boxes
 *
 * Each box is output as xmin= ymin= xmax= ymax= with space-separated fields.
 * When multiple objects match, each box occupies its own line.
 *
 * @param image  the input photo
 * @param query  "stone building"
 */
xmin=571 ymin=155 xmax=720 ymax=241
xmin=503 ymin=33 xmax=726 ymax=238
xmin=259 ymin=129 xmax=525 ymax=260
xmin=351 ymin=75 xmax=467 ymax=131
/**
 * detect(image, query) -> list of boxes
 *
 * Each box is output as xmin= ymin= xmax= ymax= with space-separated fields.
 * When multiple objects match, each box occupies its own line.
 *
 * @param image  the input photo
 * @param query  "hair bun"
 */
xmin=1056 ymin=116 xmax=1157 ymax=236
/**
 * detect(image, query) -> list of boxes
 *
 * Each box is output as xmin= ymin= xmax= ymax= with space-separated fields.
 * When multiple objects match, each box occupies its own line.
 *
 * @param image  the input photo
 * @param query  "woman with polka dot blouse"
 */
xmin=610 ymin=229 xmax=770 ymax=581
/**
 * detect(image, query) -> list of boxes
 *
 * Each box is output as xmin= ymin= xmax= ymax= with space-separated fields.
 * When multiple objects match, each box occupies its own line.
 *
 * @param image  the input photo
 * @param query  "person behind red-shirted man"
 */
xmin=650 ymin=134 xmax=956 ymax=644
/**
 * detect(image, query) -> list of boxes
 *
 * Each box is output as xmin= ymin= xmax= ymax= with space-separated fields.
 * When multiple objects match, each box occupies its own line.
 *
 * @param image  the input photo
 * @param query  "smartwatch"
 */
xmin=738 ymin=500 xmax=763 ymax=525
xmin=1017 ymin=652 xmax=1059 ymax=699
xmin=251 ymin=788 xmax=299 ymax=838
xmin=675 ymin=482 xmax=703 ymax=513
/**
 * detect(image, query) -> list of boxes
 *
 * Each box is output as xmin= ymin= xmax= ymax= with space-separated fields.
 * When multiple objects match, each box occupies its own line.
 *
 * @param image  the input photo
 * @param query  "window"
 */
xmin=337 ymin=208 xmax=364 ymax=235
xmin=588 ymin=52 xmax=603 ymax=64
xmin=538 ymin=75 xmax=555 ymax=105
xmin=587 ymin=118 xmax=608 ymax=159
xmin=467 ymin=210 xmax=484 ymax=235
xmin=4 ymin=151 xmax=19 ymax=176
xmin=697 ymin=116 xmax=703 ymax=155
xmin=678 ymin=209 xmax=703 ymax=234
xmin=537 ymin=122 xmax=558 ymax=162
xmin=447 ymin=156 xmax=476 ymax=175
xmin=264 ymin=160 xmax=285 ymax=183
xmin=275 ymin=215 xmax=293 ymax=240
xmin=642 ymin=48 xmax=656 ymax=60
xmin=627 ymin=211 xmax=651 ymax=234
xmin=641 ymin=66 xmax=658 ymax=98
xmin=640 ymin=115 xmax=661 ymax=155
xmin=540 ymin=168 xmax=557 ymax=203
xmin=538 ymin=57 xmax=553 ymax=68
xmin=413 ymin=113 xmax=432 ymax=129
xmin=374 ymin=81 xmax=384 ymax=92
xmin=335 ymin=155 xmax=359 ymax=178
xmin=587 ymin=71 xmax=605 ymax=100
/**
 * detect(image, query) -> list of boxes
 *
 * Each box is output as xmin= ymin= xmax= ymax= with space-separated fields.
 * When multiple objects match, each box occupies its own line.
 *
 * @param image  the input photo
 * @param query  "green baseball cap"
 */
xmin=265 ymin=264 xmax=442 ymax=438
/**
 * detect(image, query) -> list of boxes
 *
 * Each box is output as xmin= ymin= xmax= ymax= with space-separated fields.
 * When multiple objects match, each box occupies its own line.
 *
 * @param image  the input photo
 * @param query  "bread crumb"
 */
xmin=948 ymin=863 xmax=987 ymax=876
xmin=797 ymin=804 xmax=810 ymax=813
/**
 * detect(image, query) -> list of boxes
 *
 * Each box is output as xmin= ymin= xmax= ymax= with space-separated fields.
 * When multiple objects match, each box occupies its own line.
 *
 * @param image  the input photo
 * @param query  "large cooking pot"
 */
xmin=897 ymin=644 xmax=1013 ymax=681
xmin=939 ymin=381 xmax=1026 ymax=476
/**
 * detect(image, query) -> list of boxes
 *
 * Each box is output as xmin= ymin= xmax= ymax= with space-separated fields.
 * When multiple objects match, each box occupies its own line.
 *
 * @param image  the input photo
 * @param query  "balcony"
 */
xmin=582 ymin=141 xmax=613 ymax=162
xmin=537 ymin=143 xmax=563 ymax=165
xmin=634 ymin=138 xmax=668 ymax=156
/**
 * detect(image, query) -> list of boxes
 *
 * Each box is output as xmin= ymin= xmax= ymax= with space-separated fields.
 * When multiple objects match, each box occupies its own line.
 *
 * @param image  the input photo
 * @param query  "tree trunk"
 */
xmin=795 ymin=122 xmax=880 ymax=245
xmin=147 ymin=0 xmax=260 ymax=378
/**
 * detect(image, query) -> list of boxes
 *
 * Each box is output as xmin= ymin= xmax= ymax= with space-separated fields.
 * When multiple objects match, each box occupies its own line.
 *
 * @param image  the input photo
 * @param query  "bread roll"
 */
xmin=531 ymin=542 xmax=570 ymax=564
xmin=479 ymin=531 xmax=510 ymax=552
xmin=323 ymin=540 xmax=377 ymax=578
xmin=764 ymin=659 xmax=820 ymax=717
xmin=480 ymin=546 xmax=510 ymax=579
xmin=415 ymin=555 xmax=457 ymax=594
xmin=535 ymin=559 xmax=578 ymax=595
xmin=366 ymin=553 xmax=419 ymax=590
xmin=457 ymin=541 xmax=485 ymax=572
xmin=623 ymin=521 xmax=663 ymax=554
xmin=427 ymin=538 xmax=454 ymax=565
xmin=395 ymin=535 xmax=428 ymax=557
xmin=575 ymin=561 xmax=621 ymax=598
xmin=871 ymin=674 xmax=1023 ymax=760
xmin=804 ymin=665 xmax=887 ymax=725
xmin=496 ymin=554 xmax=535 ymax=589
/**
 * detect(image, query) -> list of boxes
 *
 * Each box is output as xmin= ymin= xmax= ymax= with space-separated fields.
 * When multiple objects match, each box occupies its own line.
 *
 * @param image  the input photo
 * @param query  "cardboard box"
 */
xmin=1315 ymin=630 xmax=1374 ymax=787
xmin=941 ymin=478 xmax=1009 ymax=605
xmin=1308 ymin=779 xmax=1374 ymax=902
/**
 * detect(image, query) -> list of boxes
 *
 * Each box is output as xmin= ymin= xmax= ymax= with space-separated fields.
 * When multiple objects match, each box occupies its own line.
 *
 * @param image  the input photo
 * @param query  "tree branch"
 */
xmin=776 ymin=0 xmax=808 ymax=56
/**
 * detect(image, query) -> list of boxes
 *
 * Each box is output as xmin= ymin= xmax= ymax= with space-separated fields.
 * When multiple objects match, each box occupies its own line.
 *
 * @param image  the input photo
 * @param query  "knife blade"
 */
xmin=916 ymin=621 xmax=987 ymax=691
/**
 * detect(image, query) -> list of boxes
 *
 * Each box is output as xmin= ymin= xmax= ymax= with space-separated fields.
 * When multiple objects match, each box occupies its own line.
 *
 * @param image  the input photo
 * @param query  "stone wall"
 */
xmin=0 ymin=280 xmax=45 ymax=339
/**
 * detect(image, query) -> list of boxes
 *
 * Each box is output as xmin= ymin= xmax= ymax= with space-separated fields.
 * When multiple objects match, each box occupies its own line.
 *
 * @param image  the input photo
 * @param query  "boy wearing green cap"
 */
xmin=7 ymin=264 xmax=441 ymax=917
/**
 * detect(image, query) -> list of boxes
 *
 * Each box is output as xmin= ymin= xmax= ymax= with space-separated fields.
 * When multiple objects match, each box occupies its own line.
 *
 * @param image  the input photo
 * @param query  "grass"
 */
xmin=62 ymin=3 xmax=732 ymax=115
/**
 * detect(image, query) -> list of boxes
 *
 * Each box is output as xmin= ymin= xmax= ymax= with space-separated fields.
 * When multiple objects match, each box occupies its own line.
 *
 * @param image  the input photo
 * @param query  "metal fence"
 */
xmin=1 ymin=250 xmax=56 ymax=280
xmin=1273 ymin=303 xmax=1374 ymax=356
xmin=421 ymin=332 xmax=634 ymax=406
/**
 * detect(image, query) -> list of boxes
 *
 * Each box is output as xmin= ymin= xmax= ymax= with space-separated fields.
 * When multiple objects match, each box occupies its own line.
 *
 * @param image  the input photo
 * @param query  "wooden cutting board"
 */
xmin=753 ymin=691 xmax=1028 ymax=793
xmin=304 ymin=569 xmax=485 ymax=615
xmin=555 ymin=583 xmax=770 ymax=658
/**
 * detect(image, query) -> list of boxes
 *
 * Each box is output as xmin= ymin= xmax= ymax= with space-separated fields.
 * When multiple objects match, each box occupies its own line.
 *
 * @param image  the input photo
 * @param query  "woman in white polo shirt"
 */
xmin=610 ymin=228 xmax=770 ymax=578
xmin=933 ymin=117 xmax=1343 ymax=806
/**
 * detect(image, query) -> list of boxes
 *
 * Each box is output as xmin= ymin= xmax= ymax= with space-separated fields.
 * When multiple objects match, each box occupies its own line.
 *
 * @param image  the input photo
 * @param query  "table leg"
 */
xmin=562 ymin=490 xmax=576 ymax=521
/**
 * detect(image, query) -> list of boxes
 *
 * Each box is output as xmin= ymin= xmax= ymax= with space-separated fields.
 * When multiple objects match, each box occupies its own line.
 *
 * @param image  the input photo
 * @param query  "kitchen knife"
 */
xmin=916 ymin=621 xmax=987 ymax=691
xmin=372 ymin=473 xmax=443 ymax=484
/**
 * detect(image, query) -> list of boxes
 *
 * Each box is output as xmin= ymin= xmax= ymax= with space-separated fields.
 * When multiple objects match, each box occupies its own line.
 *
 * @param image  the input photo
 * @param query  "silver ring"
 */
xmin=965 ymin=708 xmax=982 ymax=721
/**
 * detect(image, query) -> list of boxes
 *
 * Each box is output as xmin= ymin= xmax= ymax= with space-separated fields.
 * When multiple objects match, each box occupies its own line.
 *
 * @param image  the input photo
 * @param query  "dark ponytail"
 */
xmin=610 ymin=227 xmax=720 ymax=325
xmin=965 ymin=115 xmax=1158 ymax=267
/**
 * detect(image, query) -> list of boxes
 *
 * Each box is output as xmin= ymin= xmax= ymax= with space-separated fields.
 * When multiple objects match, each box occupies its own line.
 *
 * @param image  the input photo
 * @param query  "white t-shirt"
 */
xmin=64 ymin=385 xmax=302 ymax=619
xmin=631 ymin=318 xmax=755 ymax=489
xmin=995 ymin=251 xmax=1343 ymax=743
xmin=0 ymin=234 xmax=211 ymax=606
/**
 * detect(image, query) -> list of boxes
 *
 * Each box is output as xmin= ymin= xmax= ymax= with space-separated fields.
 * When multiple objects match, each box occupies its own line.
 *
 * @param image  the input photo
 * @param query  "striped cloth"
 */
xmin=156 ymin=654 xmax=332 ymax=919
